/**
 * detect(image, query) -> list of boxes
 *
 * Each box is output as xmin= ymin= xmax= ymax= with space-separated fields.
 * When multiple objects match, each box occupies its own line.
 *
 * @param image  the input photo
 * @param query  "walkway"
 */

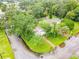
xmin=7 ymin=35 xmax=39 ymax=59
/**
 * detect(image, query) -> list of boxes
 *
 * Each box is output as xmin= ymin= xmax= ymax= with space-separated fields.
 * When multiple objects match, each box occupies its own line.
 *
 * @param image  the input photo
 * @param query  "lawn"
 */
xmin=0 ymin=30 xmax=14 ymax=59
xmin=48 ymin=35 xmax=67 ymax=46
xmin=70 ymin=56 xmax=79 ymax=59
xmin=22 ymin=35 xmax=53 ymax=53
xmin=71 ymin=22 xmax=79 ymax=35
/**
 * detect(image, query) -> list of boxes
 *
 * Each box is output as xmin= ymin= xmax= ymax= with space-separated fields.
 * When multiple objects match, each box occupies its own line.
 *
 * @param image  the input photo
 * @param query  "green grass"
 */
xmin=71 ymin=22 xmax=79 ymax=35
xmin=48 ymin=35 xmax=67 ymax=46
xmin=22 ymin=35 xmax=52 ymax=53
xmin=0 ymin=30 xmax=14 ymax=59
xmin=69 ymin=56 xmax=79 ymax=59
xmin=22 ymin=34 xmax=67 ymax=53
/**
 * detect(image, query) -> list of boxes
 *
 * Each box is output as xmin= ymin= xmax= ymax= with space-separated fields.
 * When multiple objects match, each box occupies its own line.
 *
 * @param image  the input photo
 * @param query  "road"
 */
xmin=42 ymin=36 xmax=79 ymax=59
xmin=7 ymin=35 xmax=39 ymax=59
xmin=6 ymin=30 xmax=79 ymax=59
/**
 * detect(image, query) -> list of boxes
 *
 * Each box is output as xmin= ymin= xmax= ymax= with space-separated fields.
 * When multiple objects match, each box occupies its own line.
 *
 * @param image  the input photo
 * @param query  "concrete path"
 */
xmin=8 ymin=35 xmax=39 ymax=59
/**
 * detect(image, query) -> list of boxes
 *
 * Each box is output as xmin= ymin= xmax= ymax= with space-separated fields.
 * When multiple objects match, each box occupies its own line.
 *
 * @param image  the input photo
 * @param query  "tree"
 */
xmin=66 ymin=7 xmax=79 ymax=22
xmin=42 ymin=0 xmax=55 ymax=18
xmin=64 ymin=0 xmax=78 ymax=11
xmin=52 ymin=0 xmax=78 ymax=18
xmin=31 ymin=3 xmax=44 ymax=18
xmin=19 ymin=0 xmax=36 ymax=11
xmin=73 ymin=7 xmax=79 ymax=21
xmin=9 ymin=12 xmax=36 ymax=40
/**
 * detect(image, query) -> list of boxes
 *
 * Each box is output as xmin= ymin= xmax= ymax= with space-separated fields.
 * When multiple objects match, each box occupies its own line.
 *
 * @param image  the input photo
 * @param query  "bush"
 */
xmin=63 ymin=18 xmax=74 ymax=30
xmin=38 ymin=20 xmax=50 ymax=30
xmin=66 ymin=10 xmax=76 ymax=20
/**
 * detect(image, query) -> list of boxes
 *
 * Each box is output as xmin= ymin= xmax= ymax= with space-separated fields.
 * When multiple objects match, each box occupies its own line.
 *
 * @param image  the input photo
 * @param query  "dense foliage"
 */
xmin=9 ymin=12 xmax=36 ymax=40
xmin=19 ymin=0 xmax=78 ymax=18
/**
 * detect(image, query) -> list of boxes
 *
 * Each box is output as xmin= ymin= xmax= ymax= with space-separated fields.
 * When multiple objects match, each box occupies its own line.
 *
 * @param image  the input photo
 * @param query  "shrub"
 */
xmin=66 ymin=10 xmax=76 ymax=20
xmin=63 ymin=18 xmax=74 ymax=30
